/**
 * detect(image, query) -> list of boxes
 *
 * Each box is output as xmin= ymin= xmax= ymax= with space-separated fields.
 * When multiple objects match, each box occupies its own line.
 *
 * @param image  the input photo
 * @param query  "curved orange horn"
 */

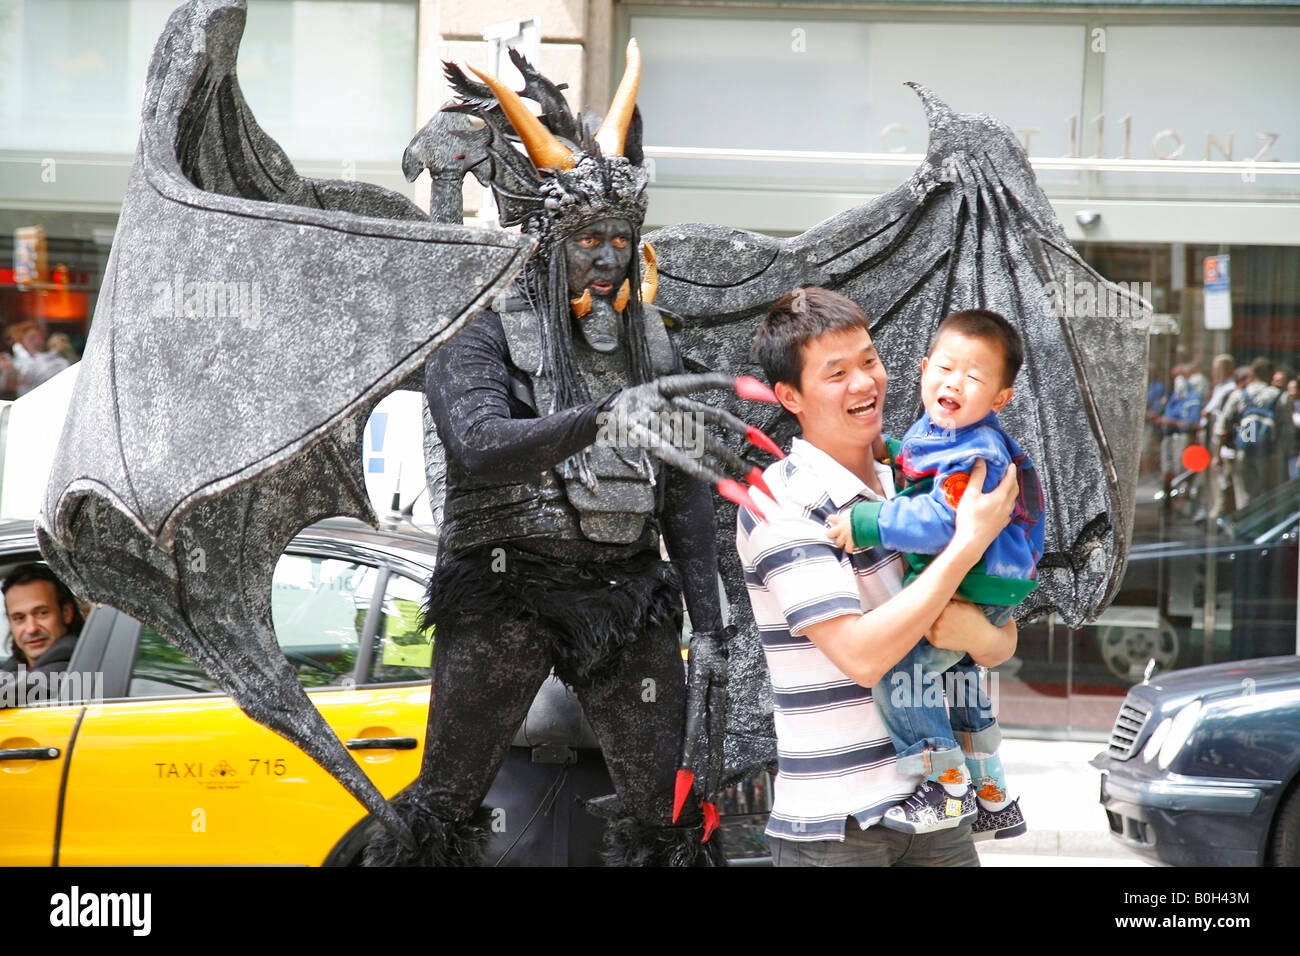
xmin=466 ymin=64 xmax=575 ymax=172
xmin=640 ymin=241 xmax=658 ymax=304
xmin=594 ymin=39 xmax=641 ymax=158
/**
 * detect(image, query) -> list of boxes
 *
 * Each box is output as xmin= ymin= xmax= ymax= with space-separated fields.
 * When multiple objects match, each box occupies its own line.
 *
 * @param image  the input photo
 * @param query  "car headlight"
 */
xmin=1157 ymin=700 xmax=1202 ymax=770
xmin=1142 ymin=717 xmax=1172 ymax=762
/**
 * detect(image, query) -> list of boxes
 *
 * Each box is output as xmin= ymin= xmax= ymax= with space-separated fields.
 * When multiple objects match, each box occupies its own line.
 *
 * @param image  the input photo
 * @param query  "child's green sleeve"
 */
xmin=853 ymin=434 xmax=901 ymax=548
xmin=849 ymin=500 xmax=885 ymax=549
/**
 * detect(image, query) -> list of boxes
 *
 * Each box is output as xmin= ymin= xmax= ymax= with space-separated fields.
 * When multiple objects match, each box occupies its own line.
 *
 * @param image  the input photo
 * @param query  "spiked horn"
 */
xmin=466 ymin=64 xmax=576 ymax=172
xmin=594 ymin=39 xmax=641 ymax=158
xmin=640 ymin=240 xmax=658 ymax=304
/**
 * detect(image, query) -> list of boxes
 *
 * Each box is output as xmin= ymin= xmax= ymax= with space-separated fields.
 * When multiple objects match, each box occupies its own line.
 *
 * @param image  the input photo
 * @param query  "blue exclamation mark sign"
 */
xmin=368 ymin=412 xmax=388 ymax=474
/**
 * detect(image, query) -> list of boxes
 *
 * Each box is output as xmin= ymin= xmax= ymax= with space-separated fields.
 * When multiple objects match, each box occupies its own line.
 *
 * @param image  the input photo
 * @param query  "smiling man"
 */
xmin=2 ymin=564 xmax=83 ymax=676
xmin=737 ymin=286 xmax=1020 ymax=867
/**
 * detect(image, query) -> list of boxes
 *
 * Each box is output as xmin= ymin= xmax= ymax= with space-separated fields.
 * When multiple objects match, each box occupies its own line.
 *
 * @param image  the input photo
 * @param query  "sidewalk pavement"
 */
xmin=976 ymin=735 xmax=1153 ymax=866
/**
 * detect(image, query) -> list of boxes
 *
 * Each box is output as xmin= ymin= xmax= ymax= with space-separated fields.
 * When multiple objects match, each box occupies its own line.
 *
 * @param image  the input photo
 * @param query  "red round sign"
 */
xmin=1182 ymin=444 xmax=1211 ymax=473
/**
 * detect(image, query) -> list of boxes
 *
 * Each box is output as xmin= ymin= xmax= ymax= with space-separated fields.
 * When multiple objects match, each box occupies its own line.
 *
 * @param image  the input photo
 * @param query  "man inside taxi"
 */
xmin=2 ymin=563 xmax=84 ymax=680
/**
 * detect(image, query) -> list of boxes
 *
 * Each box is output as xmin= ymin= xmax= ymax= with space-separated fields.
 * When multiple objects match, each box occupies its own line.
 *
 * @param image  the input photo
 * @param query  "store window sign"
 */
xmin=1056 ymin=118 xmax=1280 ymax=163
xmin=1099 ymin=25 xmax=1298 ymax=185
xmin=1203 ymin=256 xmax=1232 ymax=331
xmin=880 ymin=115 xmax=1283 ymax=163
xmin=14 ymin=227 xmax=48 ymax=287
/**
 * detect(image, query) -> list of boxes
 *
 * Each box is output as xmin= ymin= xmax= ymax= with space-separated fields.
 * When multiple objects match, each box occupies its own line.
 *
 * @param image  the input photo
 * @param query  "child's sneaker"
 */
xmin=972 ymin=797 xmax=1027 ymax=841
xmin=881 ymin=780 xmax=977 ymax=834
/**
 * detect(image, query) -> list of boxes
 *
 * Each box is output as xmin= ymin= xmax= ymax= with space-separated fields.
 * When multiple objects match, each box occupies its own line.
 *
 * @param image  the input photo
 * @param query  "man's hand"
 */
xmin=798 ymin=460 xmax=1020 ymax=690
xmin=927 ymin=599 xmax=1018 ymax=667
xmin=950 ymin=459 xmax=1018 ymax=559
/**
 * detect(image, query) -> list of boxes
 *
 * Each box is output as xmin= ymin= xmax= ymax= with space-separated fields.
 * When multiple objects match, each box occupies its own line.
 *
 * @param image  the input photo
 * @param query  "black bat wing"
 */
xmin=37 ymin=0 xmax=533 ymax=842
xmin=648 ymin=84 xmax=1147 ymax=779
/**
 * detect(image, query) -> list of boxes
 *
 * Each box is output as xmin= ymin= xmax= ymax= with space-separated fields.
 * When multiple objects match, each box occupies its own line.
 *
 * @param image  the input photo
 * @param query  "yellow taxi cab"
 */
xmin=2 ymin=518 xmax=445 ymax=866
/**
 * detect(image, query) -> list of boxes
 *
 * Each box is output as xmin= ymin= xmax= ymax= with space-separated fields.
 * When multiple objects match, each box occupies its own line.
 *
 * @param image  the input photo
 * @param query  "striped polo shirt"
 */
xmin=736 ymin=437 xmax=922 ymax=842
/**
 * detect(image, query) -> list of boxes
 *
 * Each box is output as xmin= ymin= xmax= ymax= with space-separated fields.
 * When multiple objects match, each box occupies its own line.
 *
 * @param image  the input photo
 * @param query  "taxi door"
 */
xmin=56 ymin=680 xmax=429 ymax=865
xmin=0 ymin=699 xmax=82 ymax=865
xmin=55 ymin=555 xmax=434 ymax=865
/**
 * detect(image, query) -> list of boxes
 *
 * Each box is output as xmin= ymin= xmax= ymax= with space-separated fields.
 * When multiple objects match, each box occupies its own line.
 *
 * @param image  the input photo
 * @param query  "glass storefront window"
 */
xmin=628 ymin=7 xmax=1299 ymax=226
xmin=0 ymin=0 xmax=417 ymax=162
xmin=632 ymin=14 xmax=1085 ymax=188
xmin=1000 ymin=242 xmax=1299 ymax=737
xmin=0 ymin=209 xmax=111 ymax=394
xmin=0 ymin=0 xmax=418 ymax=396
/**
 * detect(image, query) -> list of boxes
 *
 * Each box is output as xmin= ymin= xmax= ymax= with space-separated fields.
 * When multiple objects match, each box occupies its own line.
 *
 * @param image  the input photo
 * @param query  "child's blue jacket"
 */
xmin=850 ymin=411 xmax=1046 ymax=606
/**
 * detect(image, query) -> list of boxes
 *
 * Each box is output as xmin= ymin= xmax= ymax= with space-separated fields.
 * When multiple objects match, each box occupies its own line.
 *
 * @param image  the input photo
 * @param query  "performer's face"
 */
xmin=921 ymin=330 xmax=1014 ymax=432
xmin=565 ymin=219 xmax=634 ymax=298
xmin=776 ymin=326 xmax=888 ymax=451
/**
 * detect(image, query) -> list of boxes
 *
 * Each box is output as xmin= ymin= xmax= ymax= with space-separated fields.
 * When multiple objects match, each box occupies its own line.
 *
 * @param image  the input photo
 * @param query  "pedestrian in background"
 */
xmin=1287 ymin=377 xmax=1300 ymax=480
xmin=1200 ymin=354 xmax=1237 ymax=519
xmin=1159 ymin=364 xmax=1203 ymax=487
xmin=1217 ymin=358 xmax=1293 ymax=508
xmin=0 ymin=319 xmax=71 ymax=396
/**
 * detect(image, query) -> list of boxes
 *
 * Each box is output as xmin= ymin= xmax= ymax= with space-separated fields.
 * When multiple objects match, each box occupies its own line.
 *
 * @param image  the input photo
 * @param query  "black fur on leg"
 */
xmin=363 ymin=793 xmax=492 ymax=867
xmin=600 ymin=814 xmax=727 ymax=867
xmin=423 ymin=545 xmax=682 ymax=688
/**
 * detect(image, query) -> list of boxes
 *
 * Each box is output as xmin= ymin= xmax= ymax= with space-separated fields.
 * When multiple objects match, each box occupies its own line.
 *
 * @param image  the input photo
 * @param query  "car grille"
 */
xmin=1107 ymin=698 xmax=1152 ymax=760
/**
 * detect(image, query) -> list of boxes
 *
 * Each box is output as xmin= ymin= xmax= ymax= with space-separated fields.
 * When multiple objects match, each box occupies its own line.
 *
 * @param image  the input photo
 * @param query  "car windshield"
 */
xmin=1218 ymin=475 xmax=1300 ymax=543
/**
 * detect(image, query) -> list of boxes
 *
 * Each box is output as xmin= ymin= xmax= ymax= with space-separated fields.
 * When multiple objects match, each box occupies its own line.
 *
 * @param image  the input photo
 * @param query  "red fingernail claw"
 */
xmin=746 ymin=426 xmax=785 ymax=459
xmin=734 ymin=376 xmax=779 ymax=404
xmin=718 ymin=479 xmax=768 ymax=521
xmin=672 ymin=768 xmax=695 ymax=824
xmin=702 ymin=802 xmax=721 ymax=842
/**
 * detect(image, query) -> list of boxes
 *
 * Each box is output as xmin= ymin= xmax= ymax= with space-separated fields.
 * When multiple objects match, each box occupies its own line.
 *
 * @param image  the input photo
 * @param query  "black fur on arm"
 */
xmin=660 ymin=464 xmax=725 ymax=636
xmin=658 ymin=339 xmax=725 ymax=636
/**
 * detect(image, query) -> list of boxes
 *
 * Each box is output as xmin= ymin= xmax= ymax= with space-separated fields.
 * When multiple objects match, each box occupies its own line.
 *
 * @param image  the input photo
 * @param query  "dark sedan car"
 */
xmin=1010 ymin=472 xmax=1298 ymax=704
xmin=1092 ymin=655 xmax=1300 ymax=866
xmin=1114 ymin=471 xmax=1299 ymax=672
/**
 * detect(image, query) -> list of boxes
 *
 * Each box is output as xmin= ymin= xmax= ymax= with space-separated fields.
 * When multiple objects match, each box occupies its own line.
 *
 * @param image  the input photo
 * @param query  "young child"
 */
xmin=827 ymin=308 xmax=1044 ymax=840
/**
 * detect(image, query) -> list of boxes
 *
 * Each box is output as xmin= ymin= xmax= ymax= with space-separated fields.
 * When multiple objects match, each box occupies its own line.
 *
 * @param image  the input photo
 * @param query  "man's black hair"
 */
xmin=750 ymin=286 xmax=871 ymax=389
xmin=3 ymin=563 xmax=84 ymax=658
xmin=931 ymin=309 xmax=1024 ymax=388
xmin=1250 ymin=356 xmax=1274 ymax=383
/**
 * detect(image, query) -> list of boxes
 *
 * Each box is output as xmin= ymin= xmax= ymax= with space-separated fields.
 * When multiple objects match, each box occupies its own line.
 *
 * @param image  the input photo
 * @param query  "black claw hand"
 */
xmin=678 ymin=625 xmax=734 ymax=820
xmin=605 ymin=374 xmax=784 ymax=518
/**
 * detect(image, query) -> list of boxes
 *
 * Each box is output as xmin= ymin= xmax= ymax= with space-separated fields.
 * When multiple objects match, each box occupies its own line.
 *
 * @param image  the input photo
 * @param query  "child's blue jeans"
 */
xmin=873 ymin=603 xmax=1010 ymax=777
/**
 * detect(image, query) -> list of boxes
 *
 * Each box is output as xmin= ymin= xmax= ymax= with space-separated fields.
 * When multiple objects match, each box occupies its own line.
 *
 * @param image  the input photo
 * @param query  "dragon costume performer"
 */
xmin=361 ymin=37 xmax=783 ymax=866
